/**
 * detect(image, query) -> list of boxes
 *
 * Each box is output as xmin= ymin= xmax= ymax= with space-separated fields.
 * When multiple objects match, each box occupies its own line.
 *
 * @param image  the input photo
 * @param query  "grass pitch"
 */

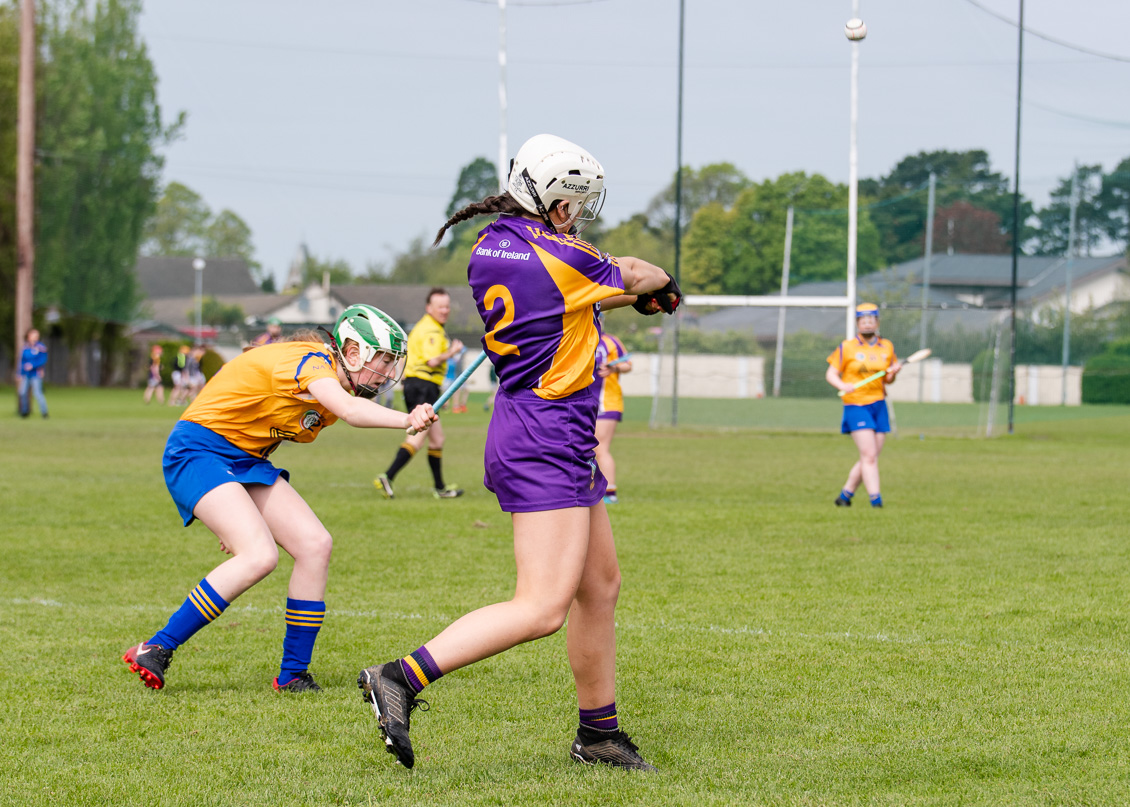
xmin=1 ymin=388 xmax=1128 ymax=806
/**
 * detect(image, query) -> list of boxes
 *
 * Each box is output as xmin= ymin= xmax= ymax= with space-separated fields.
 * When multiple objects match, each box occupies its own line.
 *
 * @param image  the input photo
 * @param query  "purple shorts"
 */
xmin=484 ymin=387 xmax=607 ymax=513
xmin=596 ymin=410 xmax=623 ymax=422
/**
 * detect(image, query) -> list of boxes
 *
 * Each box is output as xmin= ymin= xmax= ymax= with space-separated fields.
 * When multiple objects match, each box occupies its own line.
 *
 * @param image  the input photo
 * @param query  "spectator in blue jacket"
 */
xmin=18 ymin=328 xmax=49 ymax=419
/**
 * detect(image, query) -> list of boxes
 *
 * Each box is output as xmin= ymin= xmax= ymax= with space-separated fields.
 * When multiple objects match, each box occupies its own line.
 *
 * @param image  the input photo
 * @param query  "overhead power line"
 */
xmin=960 ymin=0 xmax=1130 ymax=63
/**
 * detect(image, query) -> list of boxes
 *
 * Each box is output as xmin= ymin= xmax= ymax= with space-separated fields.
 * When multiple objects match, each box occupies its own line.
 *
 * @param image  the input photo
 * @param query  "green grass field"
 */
xmin=2 ymin=388 xmax=1128 ymax=806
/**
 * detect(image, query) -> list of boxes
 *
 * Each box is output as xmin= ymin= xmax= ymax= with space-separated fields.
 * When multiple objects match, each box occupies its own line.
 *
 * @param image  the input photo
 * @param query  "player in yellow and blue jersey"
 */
xmin=122 ymin=305 xmax=437 ymax=693
xmin=825 ymin=302 xmax=903 ymax=508
xmin=356 ymin=134 xmax=680 ymax=772
xmin=593 ymin=328 xmax=631 ymax=504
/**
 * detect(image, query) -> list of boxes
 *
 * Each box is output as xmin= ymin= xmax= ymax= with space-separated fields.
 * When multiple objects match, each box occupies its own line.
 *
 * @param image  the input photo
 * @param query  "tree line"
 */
xmin=364 ymin=150 xmax=1130 ymax=295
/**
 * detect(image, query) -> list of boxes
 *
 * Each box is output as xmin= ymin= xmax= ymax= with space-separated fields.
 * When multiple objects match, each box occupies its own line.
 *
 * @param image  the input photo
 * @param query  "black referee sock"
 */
xmin=427 ymin=449 xmax=445 ymax=489
xmin=386 ymin=444 xmax=416 ymax=481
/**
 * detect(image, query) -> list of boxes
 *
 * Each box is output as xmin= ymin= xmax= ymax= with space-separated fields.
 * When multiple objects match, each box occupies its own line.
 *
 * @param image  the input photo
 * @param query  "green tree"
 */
xmin=384 ymin=231 xmax=477 ymax=286
xmin=206 ymin=209 xmax=262 ymax=278
xmin=863 ymin=149 xmax=1033 ymax=264
xmin=198 ymin=295 xmax=244 ymax=329
xmin=587 ymin=213 xmax=674 ymax=275
xmin=645 ymin=162 xmax=751 ymax=231
xmin=681 ymin=172 xmax=881 ymax=295
xmin=680 ymin=203 xmax=730 ymax=293
xmin=1034 ymin=164 xmax=1106 ymax=256
xmin=34 ymin=0 xmax=182 ymax=384
xmin=141 ymin=181 xmax=209 ymax=256
xmin=1097 ymin=157 xmax=1130 ymax=251
xmin=302 ymin=253 xmax=354 ymax=287
xmin=446 ymin=157 xmax=500 ymax=218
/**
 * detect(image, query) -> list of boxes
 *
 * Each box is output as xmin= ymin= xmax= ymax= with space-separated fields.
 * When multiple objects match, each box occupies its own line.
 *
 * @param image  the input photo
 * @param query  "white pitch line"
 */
xmin=6 ymin=598 xmax=1127 ymax=658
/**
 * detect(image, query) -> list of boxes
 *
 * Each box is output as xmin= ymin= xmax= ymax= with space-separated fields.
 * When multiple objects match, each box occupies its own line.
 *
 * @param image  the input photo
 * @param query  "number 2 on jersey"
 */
xmin=484 ymin=285 xmax=521 ymax=356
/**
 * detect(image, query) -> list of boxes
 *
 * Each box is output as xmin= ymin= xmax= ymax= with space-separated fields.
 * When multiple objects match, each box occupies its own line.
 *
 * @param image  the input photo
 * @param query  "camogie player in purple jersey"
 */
xmin=357 ymin=134 xmax=680 ymax=771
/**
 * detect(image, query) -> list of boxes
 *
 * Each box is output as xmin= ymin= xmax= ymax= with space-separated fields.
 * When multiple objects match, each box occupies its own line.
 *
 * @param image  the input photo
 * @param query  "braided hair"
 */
xmin=432 ymin=193 xmax=529 ymax=247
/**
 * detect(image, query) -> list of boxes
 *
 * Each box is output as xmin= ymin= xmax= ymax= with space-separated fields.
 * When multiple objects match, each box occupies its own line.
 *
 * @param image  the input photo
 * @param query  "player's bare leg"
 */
xmin=594 ymin=420 xmax=618 ymax=500
xmin=566 ymin=503 xmax=620 ymax=709
xmin=249 ymin=479 xmax=333 ymax=692
xmin=192 ymin=482 xmax=281 ymax=602
xmin=848 ymin=430 xmax=886 ymax=504
xmin=249 ymin=479 xmax=333 ymax=600
xmin=358 ymin=508 xmax=590 ymax=767
xmin=424 ymin=507 xmax=590 ymax=670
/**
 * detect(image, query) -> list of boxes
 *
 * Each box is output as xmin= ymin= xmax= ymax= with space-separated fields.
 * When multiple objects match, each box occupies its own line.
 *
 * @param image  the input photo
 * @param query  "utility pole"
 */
xmin=1061 ymin=163 xmax=1078 ymax=406
xmin=1006 ymin=0 xmax=1025 ymax=435
xmin=671 ymin=0 xmax=685 ymax=427
xmin=497 ymin=0 xmax=508 ymax=192
xmin=772 ymin=205 xmax=795 ymax=398
xmin=15 ymin=0 xmax=36 ymax=377
xmin=918 ymin=172 xmax=936 ymax=403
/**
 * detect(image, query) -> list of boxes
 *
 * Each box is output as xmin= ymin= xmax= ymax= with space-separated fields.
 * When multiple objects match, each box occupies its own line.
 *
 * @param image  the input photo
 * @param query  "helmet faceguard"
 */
xmin=330 ymin=304 xmax=408 ymax=398
xmin=508 ymin=134 xmax=606 ymax=234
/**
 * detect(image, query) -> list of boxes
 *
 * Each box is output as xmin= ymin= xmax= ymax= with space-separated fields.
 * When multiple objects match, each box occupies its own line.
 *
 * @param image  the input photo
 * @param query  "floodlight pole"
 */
xmin=845 ymin=0 xmax=861 ymax=340
xmin=1061 ymin=162 xmax=1078 ymax=406
xmin=918 ymin=172 xmax=936 ymax=403
xmin=498 ymin=0 xmax=508 ymax=191
xmin=193 ymin=258 xmax=205 ymax=342
xmin=670 ymin=0 xmax=685 ymax=427
xmin=772 ymin=205 xmax=794 ymax=398
xmin=1006 ymin=0 xmax=1024 ymax=435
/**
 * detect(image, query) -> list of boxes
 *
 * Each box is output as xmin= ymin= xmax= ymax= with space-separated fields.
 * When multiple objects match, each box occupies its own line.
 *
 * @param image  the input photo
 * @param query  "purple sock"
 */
xmin=580 ymin=702 xmax=618 ymax=732
xmin=398 ymin=646 xmax=443 ymax=694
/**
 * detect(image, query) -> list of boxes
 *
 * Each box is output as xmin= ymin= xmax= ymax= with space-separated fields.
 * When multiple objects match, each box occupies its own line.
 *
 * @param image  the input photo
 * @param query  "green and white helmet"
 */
xmin=331 ymin=304 xmax=407 ymax=397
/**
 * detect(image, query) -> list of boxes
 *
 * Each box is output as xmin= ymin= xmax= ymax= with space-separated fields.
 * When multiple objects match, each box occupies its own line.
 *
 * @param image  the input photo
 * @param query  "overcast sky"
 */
xmin=136 ymin=0 xmax=1130 ymax=287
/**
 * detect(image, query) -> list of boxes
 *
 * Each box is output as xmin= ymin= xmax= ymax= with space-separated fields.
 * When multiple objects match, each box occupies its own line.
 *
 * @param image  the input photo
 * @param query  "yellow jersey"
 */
xmin=827 ymin=336 xmax=897 ymax=406
xmin=404 ymin=313 xmax=449 ymax=385
xmin=182 ymin=341 xmax=340 ymax=459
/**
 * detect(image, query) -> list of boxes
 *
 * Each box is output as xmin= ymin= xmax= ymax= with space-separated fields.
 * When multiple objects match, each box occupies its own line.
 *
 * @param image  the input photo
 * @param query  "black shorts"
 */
xmin=402 ymin=377 xmax=441 ymax=411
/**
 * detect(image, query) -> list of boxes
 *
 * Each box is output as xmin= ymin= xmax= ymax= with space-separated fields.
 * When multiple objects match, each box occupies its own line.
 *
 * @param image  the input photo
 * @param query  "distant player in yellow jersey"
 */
xmin=825 ymin=303 xmax=902 ymax=508
xmin=374 ymin=287 xmax=465 ymax=500
xmin=122 ymin=305 xmax=437 ymax=693
xmin=593 ymin=328 xmax=631 ymax=504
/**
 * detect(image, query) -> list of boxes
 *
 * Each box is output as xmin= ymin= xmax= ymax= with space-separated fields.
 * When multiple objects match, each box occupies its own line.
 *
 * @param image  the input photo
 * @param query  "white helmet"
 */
xmin=331 ymin=304 xmax=407 ymax=397
xmin=507 ymin=134 xmax=606 ymax=234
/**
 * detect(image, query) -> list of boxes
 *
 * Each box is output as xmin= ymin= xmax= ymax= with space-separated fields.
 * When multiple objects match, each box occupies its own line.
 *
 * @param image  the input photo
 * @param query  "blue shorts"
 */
xmin=163 ymin=420 xmax=289 ymax=526
xmin=484 ymin=387 xmax=607 ymax=513
xmin=841 ymin=400 xmax=890 ymax=434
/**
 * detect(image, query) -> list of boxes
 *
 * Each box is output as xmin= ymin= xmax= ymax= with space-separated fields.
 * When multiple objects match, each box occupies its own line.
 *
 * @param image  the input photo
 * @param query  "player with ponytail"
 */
xmin=357 ymin=134 xmax=680 ymax=772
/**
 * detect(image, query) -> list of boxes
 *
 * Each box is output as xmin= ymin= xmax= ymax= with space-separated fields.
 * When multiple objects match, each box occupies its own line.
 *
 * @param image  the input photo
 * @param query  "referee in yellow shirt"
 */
xmin=825 ymin=303 xmax=903 ymax=508
xmin=375 ymin=288 xmax=465 ymax=499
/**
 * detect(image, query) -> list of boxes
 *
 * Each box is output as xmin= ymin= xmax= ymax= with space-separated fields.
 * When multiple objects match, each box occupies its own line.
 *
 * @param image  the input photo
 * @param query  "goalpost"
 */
xmin=635 ymin=295 xmax=1007 ymax=438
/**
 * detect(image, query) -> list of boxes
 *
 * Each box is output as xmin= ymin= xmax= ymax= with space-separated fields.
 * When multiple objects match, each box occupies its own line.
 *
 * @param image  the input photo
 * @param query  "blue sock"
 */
xmin=149 ymin=578 xmax=229 ymax=650
xmin=278 ymin=598 xmax=326 ymax=685
xmin=838 ymin=489 xmax=854 ymax=503
xmin=580 ymin=702 xmax=619 ymax=732
xmin=870 ymin=493 xmax=883 ymax=507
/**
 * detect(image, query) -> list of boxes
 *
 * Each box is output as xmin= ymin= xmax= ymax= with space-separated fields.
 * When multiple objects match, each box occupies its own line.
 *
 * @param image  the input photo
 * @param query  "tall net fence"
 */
xmin=603 ymin=300 xmax=1027 ymax=438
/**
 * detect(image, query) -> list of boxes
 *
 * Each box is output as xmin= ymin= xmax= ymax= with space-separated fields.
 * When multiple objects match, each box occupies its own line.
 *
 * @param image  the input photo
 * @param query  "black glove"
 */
xmin=631 ymin=272 xmax=682 ymax=315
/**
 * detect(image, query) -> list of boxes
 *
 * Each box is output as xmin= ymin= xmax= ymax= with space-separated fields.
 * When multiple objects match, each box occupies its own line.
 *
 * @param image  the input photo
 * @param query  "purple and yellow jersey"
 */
xmin=827 ymin=336 xmax=898 ymax=406
xmin=593 ymin=333 xmax=627 ymax=415
xmin=468 ymin=216 xmax=625 ymax=400
xmin=182 ymin=341 xmax=340 ymax=459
